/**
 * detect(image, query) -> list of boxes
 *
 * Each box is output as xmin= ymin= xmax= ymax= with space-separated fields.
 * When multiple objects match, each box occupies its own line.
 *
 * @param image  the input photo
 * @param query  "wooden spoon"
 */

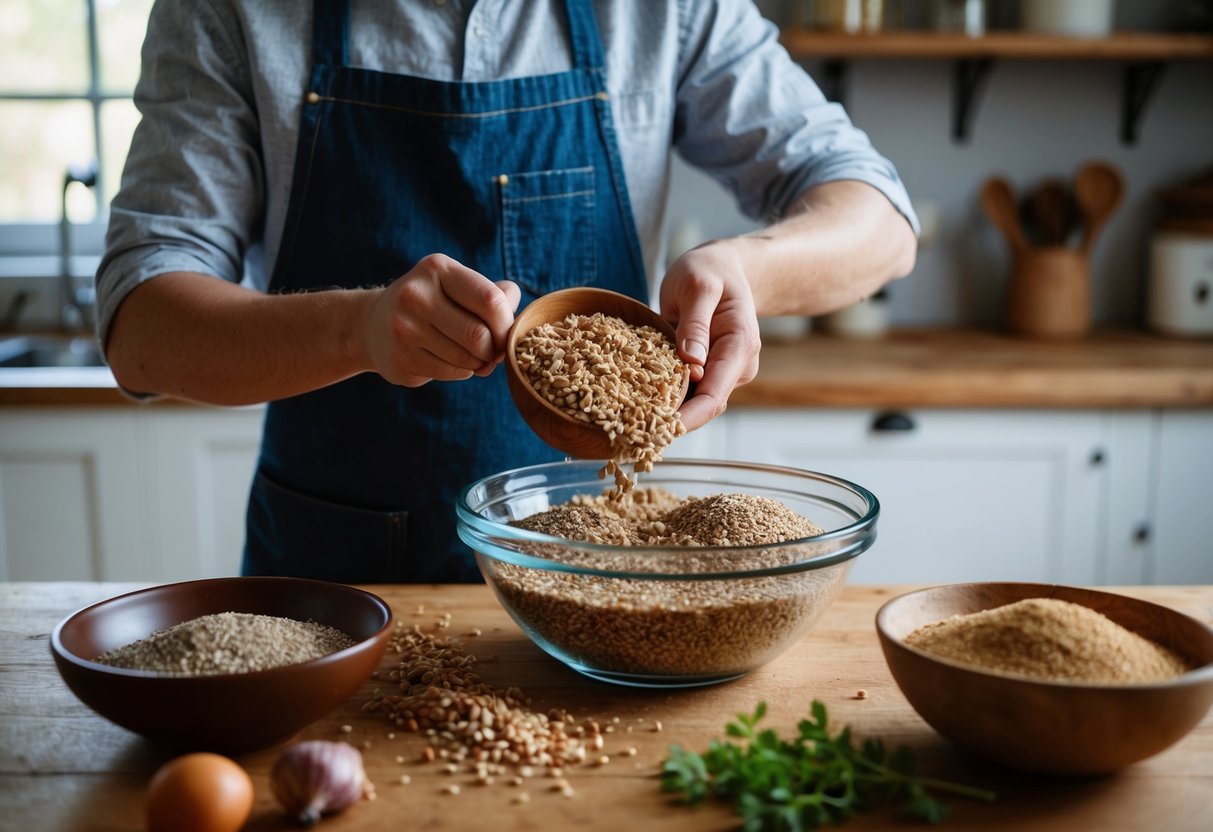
xmin=504 ymin=287 xmax=691 ymax=460
xmin=981 ymin=177 xmax=1029 ymax=255
xmin=1028 ymin=178 xmax=1078 ymax=247
xmin=1075 ymin=161 xmax=1125 ymax=254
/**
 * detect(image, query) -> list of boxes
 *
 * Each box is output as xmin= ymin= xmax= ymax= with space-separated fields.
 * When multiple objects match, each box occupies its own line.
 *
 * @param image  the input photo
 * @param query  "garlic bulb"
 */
xmin=271 ymin=740 xmax=370 ymax=827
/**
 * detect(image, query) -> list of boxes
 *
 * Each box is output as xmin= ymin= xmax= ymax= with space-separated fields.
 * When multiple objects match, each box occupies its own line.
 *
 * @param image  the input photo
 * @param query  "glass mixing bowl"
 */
xmin=456 ymin=459 xmax=879 ymax=688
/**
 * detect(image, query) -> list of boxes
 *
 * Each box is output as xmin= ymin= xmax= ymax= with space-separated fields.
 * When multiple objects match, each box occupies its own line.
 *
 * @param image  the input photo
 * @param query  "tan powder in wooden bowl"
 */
xmin=904 ymin=598 xmax=1192 ymax=684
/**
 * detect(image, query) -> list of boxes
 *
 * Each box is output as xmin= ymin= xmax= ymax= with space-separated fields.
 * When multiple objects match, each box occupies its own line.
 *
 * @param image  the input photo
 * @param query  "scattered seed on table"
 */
xmin=441 ymin=784 xmax=461 ymax=796
xmin=340 ymin=724 xmax=352 ymax=734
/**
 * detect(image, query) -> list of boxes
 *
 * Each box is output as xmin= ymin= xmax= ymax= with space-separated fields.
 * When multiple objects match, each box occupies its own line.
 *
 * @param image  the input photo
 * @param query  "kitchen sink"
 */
xmin=0 ymin=335 xmax=107 ymax=368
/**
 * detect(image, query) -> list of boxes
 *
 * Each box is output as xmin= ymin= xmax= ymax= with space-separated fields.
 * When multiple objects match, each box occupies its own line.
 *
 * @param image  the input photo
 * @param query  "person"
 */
xmin=97 ymin=0 xmax=918 ymax=583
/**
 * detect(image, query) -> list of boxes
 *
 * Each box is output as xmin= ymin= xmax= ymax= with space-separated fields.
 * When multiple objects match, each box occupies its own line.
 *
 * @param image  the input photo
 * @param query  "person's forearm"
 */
xmin=730 ymin=180 xmax=917 ymax=317
xmin=105 ymin=272 xmax=375 ymax=405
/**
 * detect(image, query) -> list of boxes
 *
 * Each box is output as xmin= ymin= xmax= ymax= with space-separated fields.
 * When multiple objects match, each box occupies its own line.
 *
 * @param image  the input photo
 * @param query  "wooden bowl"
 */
xmin=505 ymin=287 xmax=690 ymax=460
xmin=876 ymin=582 xmax=1213 ymax=775
xmin=51 ymin=577 xmax=392 ymax=754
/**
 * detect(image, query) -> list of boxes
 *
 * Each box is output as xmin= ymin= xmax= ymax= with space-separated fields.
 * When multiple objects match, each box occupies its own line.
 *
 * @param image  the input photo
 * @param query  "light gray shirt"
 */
xmin=96 ymin=0 xmax=918 ymax=345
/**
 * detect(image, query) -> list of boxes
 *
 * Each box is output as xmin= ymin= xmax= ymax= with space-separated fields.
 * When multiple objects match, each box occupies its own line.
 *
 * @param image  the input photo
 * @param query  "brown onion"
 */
xmin=270 ymin=740 xmax=369 ymax=827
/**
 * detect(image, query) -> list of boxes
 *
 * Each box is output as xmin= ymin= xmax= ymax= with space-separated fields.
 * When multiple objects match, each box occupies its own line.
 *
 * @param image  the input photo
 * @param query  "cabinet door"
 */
xmin=1150 ymin=411 xmax=1213 ymax=584
xmin=0 ymin=409 xmax=146 ymax=580
xmin=724 ymin=409 xmax=1105 ymax=585
xmin=145 ymin=407 xmax=264 ymax=581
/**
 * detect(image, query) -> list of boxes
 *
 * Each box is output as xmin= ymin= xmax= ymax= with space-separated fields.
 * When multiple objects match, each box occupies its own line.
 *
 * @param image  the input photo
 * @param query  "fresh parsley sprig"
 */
xmin=661 ymin=700 xmax=996 ymax=831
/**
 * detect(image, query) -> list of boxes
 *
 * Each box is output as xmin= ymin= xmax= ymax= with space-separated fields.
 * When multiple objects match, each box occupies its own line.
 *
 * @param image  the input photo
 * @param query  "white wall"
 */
xmin=667 ymin=0 xmax=1213 ymax=328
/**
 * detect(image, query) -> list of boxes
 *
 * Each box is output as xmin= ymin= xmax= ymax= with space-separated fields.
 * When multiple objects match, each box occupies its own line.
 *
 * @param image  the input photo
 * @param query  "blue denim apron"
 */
xmin=243 ymin=0 xmax=647 ymax=583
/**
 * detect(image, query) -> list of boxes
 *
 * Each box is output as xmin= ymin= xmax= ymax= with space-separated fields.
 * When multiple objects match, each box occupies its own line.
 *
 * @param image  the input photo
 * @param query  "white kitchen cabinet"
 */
xmin=0 ymin=406 xmax=262 ymax=582
xmin=0 ymin=410 xmax=146 ymax=580
xmin=144 ymin=408 xmax=264 ymax=581
xmin=1148 ymin=411 xmax=1213 ymax=584
xmin=1 ymin=402 xmax=1208 ymax=585
xmin=720 ymin=409 xmax=1108 ymax=585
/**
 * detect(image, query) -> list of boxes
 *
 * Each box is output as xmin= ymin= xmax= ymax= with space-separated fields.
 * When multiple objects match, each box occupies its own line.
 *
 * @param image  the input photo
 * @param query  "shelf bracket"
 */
xmin=821 ymin=59 xmax=848 ymax=105
xmin=1121 ymin=61 xmax=1166 ymax=145
xmin=952 ymin=58 xmax=994 ymax=143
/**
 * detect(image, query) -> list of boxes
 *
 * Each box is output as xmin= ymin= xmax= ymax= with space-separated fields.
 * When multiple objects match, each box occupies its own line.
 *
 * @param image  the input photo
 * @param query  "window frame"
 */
xmin=0 ymin=0 xmax=133 ymax=275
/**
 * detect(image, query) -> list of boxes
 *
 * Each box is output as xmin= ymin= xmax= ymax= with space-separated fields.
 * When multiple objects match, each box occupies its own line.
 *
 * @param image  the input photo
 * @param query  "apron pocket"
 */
xmin=499 ymin=166 xmax=596 ymax=296
xmin=244 ymin=470 xmax=407 ymax=583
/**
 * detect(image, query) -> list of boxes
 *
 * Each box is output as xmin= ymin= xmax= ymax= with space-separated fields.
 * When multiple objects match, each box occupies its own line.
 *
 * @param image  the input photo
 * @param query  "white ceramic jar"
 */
xmin=1021 ymin=0 xmax=1115 ymax=37
xmin=1147 ymin=232 xmax=1213 ymax=337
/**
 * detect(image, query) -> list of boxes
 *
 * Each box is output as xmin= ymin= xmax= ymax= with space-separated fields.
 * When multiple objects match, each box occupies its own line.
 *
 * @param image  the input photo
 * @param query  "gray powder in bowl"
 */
xmin=94 ymin=612 xmax=356 ymax=676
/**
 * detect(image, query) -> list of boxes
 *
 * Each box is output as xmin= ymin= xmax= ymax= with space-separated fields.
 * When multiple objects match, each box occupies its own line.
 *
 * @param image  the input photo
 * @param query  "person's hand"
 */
xmin=659 ymin=240 xmax=760 ymax=431
xmin=364 ymin=253 xmax=521 ymax=387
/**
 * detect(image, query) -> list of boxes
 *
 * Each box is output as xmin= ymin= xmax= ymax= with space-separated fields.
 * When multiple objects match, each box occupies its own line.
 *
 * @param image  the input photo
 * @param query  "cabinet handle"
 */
xmin=1133 ymin=523 xmax=1152 ymax=544
xmin=871 ymin=411 xmax=916 ymax=433
xmin=1089 ymin=448 xmax=1106 ymax=466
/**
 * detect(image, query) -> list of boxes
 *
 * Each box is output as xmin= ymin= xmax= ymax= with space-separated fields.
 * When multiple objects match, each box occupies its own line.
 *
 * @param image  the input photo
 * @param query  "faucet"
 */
xmin=59 ymin=161 xmax=99 ymax=331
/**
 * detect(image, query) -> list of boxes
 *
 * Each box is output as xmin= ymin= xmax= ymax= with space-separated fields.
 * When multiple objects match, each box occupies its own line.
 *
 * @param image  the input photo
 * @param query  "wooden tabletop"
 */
xmin=3 ymin=582 xmax=1211 ymax=831
xmin=4 ymin=328 xmax=1212 ymax=409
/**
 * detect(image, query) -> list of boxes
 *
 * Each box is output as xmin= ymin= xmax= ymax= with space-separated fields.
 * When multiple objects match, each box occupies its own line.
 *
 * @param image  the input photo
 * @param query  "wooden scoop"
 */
xmin=1024 ymin=178 xmax=1078 ymax=247
xmin=504 ymin=287 xmax=691 ymax=460
xmin=981 ymin=177 xmax=1029 ymax=255
xmin=1075 ymin=161 xmax=1125 ymax=254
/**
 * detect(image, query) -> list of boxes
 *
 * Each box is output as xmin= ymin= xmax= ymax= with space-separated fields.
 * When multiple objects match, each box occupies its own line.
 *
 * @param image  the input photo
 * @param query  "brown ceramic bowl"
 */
xmin=504 ymin=287 xmax=690 ymax=460
xmin=876 ymin=582 xmax=1213 ymax=776
xmin=51 ymin=577 xmax=392 ymax=754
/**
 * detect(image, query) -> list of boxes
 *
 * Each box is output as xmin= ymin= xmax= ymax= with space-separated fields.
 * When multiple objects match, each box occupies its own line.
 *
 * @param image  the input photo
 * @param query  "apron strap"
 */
xmin=564 ymin=0 xmax=606 ymax=72
xmin=312 ymin=0 xmax=350 ymax=70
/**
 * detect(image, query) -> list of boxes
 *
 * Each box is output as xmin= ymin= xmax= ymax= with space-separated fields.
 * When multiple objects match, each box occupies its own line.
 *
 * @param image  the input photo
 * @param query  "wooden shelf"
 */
xmin=779 ymin=30 xmax=1213 ymax=144
xmin=781 ymin=30 xmax=1213 ymax=61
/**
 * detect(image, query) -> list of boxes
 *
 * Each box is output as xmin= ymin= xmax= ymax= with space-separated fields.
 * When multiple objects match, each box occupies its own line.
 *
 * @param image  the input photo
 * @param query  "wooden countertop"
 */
xmin=3 ymin=582 xmax=1211 ymax=831
xmin=3 ymin=328 xmax=1211 ymax=409
xmin=735 ymin=328 xmax=1213 ymax=409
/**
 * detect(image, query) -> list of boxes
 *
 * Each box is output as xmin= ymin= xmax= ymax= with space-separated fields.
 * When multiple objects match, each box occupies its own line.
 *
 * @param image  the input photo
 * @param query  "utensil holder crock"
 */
xmin=1006 ymin=247 xmax=1091 ymax=339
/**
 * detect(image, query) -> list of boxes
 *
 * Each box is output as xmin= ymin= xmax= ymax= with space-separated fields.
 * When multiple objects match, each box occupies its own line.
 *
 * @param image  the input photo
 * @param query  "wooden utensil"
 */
xmin=981 ymin=177 xmax=1029 ymax=255
xmin=1075 ymin=161 xmax=1125 ymax=253
xmin=504 ymin=287 xmax=690 ymax=460
xmin=1026 ymin=178 xmax=1077 ymax=246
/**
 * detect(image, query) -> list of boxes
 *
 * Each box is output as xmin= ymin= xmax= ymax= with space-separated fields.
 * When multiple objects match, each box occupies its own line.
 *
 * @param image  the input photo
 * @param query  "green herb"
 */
xmin=661 ymin=700 xmax=996 ymax=831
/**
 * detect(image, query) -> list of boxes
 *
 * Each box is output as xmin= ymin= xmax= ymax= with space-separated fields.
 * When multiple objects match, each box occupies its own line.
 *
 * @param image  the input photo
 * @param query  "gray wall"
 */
xmin=666 ymin=0 xmax=1213 ymax=327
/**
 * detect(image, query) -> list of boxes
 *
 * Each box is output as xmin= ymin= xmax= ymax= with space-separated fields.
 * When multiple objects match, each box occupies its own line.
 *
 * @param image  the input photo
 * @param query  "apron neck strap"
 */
xmin=312 ymin=0 xmax=349 ymax=70
xmin=563 ymin=0 xmax=606 ymax=71
xmin=309 ymin=0 xmax=605 ymax=72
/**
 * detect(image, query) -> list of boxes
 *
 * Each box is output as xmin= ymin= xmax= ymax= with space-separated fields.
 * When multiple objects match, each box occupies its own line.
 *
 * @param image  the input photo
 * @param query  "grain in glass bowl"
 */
xmin=457 ymin=459 xmax=879 ymax=688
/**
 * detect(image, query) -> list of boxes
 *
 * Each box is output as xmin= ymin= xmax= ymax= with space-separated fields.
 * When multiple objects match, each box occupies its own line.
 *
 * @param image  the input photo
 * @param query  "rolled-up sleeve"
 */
xmin=672 ymin=0 xmax=918 ymax=233
xmin=95 ymin=0 xmax=265 ymax=347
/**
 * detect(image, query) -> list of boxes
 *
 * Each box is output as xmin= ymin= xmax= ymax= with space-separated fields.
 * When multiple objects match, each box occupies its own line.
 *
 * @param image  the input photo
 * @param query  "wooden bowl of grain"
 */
xmin=51 ymin=577 xmax=392 ymax=754
xmin=505 ymin=287 xmax=690 ymax=460
xmin=876 ymin=582 xmax=1213 ymax=775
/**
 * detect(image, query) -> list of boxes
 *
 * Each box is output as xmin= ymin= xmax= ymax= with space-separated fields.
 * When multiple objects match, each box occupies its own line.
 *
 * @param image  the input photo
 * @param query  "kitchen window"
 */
xmin=0 ymin=0 xmax=153 ymax=292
